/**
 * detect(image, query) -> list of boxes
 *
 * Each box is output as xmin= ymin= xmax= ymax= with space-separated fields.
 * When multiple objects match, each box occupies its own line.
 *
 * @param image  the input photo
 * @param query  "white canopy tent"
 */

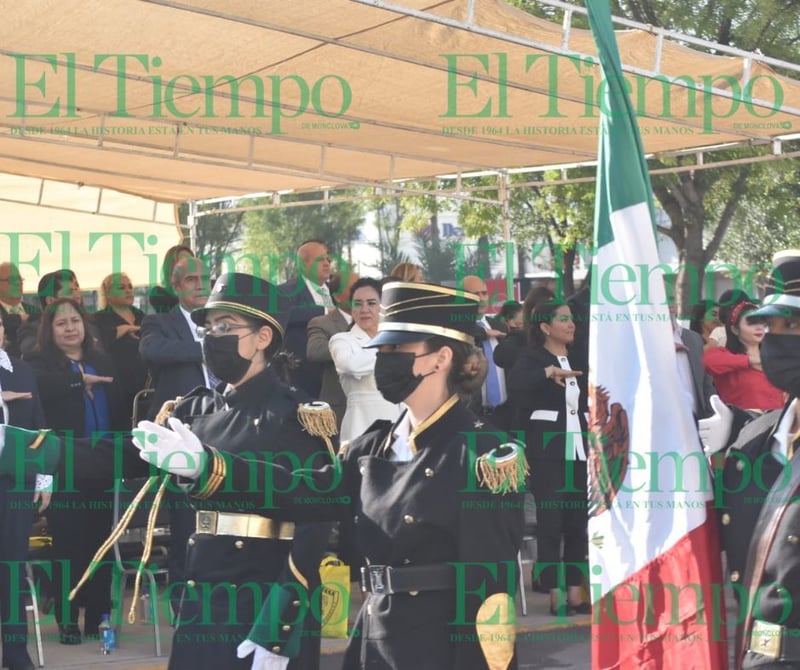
xmin=0 ymin=175 xmax=179 ymax=290
xmin=1 ymin=0 xmax=799 ymax=286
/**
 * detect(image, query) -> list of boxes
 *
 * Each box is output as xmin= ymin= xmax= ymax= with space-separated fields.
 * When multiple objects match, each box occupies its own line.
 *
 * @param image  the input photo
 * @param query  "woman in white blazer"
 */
xmin=329 ymin=278 xmax=401 ymax=441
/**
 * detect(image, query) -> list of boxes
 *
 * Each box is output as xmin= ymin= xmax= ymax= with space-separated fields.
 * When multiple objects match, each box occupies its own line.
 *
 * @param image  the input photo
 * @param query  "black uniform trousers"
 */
xmin=530 ymin=458 xmax=588 ymax=590
xmin=47 ymin=486 xmax=113 ymax=633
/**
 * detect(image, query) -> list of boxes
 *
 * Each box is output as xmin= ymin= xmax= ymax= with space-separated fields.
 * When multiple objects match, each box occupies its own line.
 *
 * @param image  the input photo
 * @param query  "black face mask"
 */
xmin=202 ymin=334 xmax=252 ymax=386
xmin=761 ymin=333 xmax=800 ymax=398
xmin=374 ymin=351 xmax=437 ymax=404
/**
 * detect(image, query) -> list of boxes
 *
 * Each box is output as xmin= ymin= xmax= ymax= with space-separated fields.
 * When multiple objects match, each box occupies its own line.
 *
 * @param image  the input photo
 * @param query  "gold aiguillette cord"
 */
xmin=69 ymin=473 xmax=171 ymax=623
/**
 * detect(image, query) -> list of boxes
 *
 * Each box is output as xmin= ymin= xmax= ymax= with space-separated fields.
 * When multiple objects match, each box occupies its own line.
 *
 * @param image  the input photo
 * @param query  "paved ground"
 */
xmin=24 ymin=582 xmax=594 ymax=669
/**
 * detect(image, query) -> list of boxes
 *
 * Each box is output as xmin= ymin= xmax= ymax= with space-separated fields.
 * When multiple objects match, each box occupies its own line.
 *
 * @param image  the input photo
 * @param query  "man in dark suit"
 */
xmin=670 ymin=302 xmax=716 ymax=419
xmin=0 ymin=263 xmax=39 ymax=358
xmin=139 ymin=256 xmax=211 ymax=417
xmin=279 ymin=240 xmax=334 ymax=397
xmin=463 ymin=275 xmax=511 ymax=429
xmin=305 ymin=271 xmax=358 ymax=428
xmin=138 ymin=254 xmax=209 ymax=610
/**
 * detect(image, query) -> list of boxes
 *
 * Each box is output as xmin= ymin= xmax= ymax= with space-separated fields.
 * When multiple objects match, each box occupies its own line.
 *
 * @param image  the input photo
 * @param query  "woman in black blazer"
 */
xmin=507 ymin=300 xmax=589 ymax=617
xmin=27 ymin=297 xmax=126 ymax=645
xmin=0 ymin=320 xmax=47 ymax=670
xmin=93 ymin=272 xmax=147 ymax=421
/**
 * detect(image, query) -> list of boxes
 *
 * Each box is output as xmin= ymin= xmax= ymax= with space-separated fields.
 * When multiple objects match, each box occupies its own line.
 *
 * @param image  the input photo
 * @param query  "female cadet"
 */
xmin=137 ymin=281 xmax=527 ymax=670
xmin=130 ymin=273 xmax=336 ymax=670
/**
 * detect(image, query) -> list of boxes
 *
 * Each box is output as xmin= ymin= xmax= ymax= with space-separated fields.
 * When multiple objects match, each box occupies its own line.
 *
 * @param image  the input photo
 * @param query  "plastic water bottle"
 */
xmin=140 ymin=593 xmax=151 ymax=623
xmin=99 ymin=614 xmax=116 ymax=654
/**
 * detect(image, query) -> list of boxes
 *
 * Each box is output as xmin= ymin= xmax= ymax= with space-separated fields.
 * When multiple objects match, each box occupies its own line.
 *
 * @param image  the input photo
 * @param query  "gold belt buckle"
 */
xmin=749 ymin=619 xmax=782 ymax=660
xmin=195 ymin=510 xmax=294 ymax=540
xmin=196 ymin=510 xmax=218 ymax=535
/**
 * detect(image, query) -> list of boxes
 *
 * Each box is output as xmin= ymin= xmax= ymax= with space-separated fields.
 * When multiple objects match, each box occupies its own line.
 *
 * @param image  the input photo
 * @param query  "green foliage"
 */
xmin=241 ymin=191 xmax=364 ymax=282
xmin=178 ymin=201 xmax=244 ymax=279
xmin=372 ymin=198 xmax=412 ymax=276
xmin=719 ymin=161 xmax=800 ymax=274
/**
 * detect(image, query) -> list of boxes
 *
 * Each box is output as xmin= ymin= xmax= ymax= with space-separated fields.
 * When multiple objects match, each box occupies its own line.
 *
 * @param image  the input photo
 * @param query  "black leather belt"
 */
xmin=360 ymin=564 xmax=455 ymax=595
xmin=747 ymin=620 xmax=800 ymax=662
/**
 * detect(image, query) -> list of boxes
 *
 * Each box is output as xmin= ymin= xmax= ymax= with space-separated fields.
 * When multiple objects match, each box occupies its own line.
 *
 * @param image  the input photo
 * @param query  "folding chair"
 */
xmin=516 ymin=493 xmax=538 ymax=616
xmin=131 ymin=388 xmax=155 ymax=428
xmin=23 ymin=561 xmax=46 ymax=667
xmin=111 ymin=476 xmax=170 ymax=656
xmin=25 ymin=522 xmax=52 ymax=668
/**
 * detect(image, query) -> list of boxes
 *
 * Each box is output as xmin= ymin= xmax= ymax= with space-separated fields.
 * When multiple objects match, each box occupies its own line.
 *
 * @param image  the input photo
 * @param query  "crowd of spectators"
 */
xmin=0 ymin=231 xmax=788 ymax=670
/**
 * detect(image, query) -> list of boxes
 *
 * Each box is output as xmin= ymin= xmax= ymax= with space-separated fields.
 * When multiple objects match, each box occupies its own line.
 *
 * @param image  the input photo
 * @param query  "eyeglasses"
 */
xmin=196 ymin=322 xmax=254 ymax=337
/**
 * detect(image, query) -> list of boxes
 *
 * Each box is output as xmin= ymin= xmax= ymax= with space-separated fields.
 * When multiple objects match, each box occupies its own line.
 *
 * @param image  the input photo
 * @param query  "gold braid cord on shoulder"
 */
xmin=69 ymin=474 xmax=170 ymax=623
xmin=297 ymin=402 xmax=338 ymax=458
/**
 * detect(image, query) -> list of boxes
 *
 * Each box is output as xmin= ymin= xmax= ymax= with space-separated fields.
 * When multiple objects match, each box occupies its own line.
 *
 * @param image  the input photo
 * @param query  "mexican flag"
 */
xmin=585 ymin=2 xmax=728 ymax=668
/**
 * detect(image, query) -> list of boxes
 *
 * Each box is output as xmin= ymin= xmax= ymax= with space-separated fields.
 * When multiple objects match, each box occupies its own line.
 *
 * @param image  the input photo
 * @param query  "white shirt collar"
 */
xmin=339 ymin=308 xmax=353 ymax=325
xmin=179 ymin=305 xmax=202 ymax=342
xmin=0 ymin=349 xmax=13 ymax=373
xmin=0 ymin=300 xmax=23 ymax=315
xmin=303 ymin=277 xmax=333 ymax=308
xmin=388 ymin=410 xmax=413 ymax=462
xmin=773 ymin=398 xmax=799 ymax=459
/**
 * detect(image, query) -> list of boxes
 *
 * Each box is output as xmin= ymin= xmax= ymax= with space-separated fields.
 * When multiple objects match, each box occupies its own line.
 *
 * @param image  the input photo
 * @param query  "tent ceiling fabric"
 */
xmin=0 ymin=0 xmax=798 ymax=202
xmin=0 ymin=174 xmax=179 ymax=290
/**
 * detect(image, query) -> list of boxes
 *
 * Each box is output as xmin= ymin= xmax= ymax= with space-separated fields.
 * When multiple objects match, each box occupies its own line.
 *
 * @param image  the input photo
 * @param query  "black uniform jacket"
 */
xmin=165 ymin=365 xmax=335 ymax=670
xmin=718 ymin=407 xmax=785 ymax=591
xmin=718 ymin=400 xmax=800 ymax=669
xmin=222 ymin=395 xmax=525 ymax=670
xmin=49 ymin=365 xmax=334 ymax=670
xmin=507 ymin=346 xmax=589 ymax=464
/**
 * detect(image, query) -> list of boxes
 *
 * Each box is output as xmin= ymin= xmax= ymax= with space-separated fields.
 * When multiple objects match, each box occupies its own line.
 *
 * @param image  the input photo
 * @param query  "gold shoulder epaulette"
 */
xmin=155 ymin=396 xmax=183 ymax=427
xmin=475 ymin=442 xmax=529 ymax=495
xmin=297 ymin=402 xmax=338 ymax=458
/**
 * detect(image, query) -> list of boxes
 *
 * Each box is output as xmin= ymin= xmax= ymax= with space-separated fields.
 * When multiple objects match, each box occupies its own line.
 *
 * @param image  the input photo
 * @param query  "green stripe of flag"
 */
xmin=586 ymin=0 xmax=658 ymax=249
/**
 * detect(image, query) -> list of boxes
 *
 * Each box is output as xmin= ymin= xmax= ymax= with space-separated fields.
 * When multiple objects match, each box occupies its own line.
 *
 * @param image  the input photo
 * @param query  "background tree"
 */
xmin=509 ymin=0 xmax=800 ymax=309
xmin=456 ymin=171 xmax=595 ymax=296
xmin=612 ymin=0 xmax=800 ymax=310
xmin=241 ymin=191 xmax=364 ymax=282
xmin=372 ymin=197 xmax=413 ymax=275
xmin=178 ymin=201 xmax=245 ymax=279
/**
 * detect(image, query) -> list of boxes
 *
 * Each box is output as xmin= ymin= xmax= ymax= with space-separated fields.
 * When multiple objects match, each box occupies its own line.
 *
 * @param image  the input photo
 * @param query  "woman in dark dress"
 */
xmin=93 ymin=272 xmax=147 ymax=421
xmin=507 ymin=300 xmax=589 ymax=617
xmin=0 ymin=318 xmax=47 ymax=670
xmin=27 ymin=298 xmax=126 ymax=644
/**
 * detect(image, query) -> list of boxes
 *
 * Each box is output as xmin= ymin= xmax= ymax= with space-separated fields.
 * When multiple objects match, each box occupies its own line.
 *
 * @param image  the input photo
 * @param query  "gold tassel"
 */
xmin=475 ymin=443 xmax=530 ymax=495
xmin=69 ymin=473 xmax=170 ymax=625
xmin=155 ymin=397 xmax=182 ymax=427
xmin=126 ymin=474 xmax=170 ymax=623
xmin=475 ymin=593 xmax=516 ymax=670
xmin=297 ymin=402 xmax=338 ymax=458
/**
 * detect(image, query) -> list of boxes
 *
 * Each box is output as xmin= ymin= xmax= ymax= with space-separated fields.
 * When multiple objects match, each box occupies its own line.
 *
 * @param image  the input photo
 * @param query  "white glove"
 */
xmin=132 ymin=417 xmax=206 ymax=479
xmin=236 ymin=640 xmax=290 ymax=670
xmin=698 ymin=395 xmax=734 ymax=456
